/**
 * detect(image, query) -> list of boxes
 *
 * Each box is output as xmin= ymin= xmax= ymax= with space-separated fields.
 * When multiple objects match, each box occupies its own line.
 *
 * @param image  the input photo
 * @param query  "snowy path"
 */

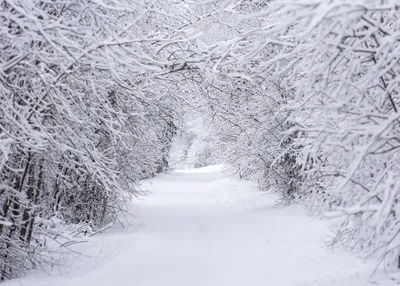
xmin=4 ymin=165 xmax=392 ymax=286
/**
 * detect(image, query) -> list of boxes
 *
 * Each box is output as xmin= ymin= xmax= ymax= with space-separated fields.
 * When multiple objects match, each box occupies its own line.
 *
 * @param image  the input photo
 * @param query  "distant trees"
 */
xmin=198 ymin=77 xmax=299 ymax=201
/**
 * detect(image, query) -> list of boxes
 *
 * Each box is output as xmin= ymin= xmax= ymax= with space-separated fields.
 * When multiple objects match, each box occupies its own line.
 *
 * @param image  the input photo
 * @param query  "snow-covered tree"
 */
xmin=0 ymin=0 xmax=190 ymax=279
xmin=253 ymin=0 xmax=400 ymax=270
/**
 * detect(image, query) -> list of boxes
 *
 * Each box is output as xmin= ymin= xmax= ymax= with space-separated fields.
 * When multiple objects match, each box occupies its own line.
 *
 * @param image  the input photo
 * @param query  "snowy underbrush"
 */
xmin=20 ymin=219 xmax=104 ymax=276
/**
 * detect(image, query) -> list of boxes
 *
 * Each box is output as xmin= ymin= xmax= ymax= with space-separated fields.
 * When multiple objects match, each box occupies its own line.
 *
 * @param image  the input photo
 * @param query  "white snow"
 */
xmin=4 ymin=165 xmax=394 ymax=286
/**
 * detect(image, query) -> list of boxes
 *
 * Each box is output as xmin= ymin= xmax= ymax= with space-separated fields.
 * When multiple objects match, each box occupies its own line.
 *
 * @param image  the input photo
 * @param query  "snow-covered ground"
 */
xmin=4 ymin=165 xmax=393 ymax=286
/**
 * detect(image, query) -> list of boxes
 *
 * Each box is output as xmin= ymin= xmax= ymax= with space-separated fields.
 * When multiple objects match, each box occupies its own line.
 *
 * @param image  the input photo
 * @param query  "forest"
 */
xmin=1 ymin=0 xmax=400 ymax=283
